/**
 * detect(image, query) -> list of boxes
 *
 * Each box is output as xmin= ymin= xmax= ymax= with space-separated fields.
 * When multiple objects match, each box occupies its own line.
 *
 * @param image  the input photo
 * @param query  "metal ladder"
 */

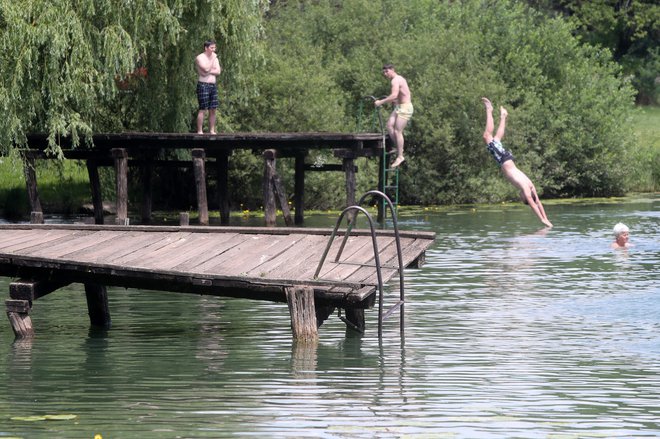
xmin=357 ymin=97 xmax=400 ymax=222
xmin=314 ymin=190 xmax=405 ymax=338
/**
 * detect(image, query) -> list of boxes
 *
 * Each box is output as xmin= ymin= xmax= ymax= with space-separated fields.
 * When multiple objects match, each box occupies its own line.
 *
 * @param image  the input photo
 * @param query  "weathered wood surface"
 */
xmin=25 ymin=132 xmax=385 ymax=158
xmin=0 ymin=224 xmax=435 ymax=307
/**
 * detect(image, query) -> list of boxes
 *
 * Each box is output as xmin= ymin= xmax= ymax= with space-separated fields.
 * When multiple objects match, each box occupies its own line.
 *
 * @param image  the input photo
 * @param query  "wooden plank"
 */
xmin=169 ymin=233 xmax=245 ymax=272
xmin=0 ymin=229 xmax=46 ymax=249
xmin=186 ymin=234 xmax=269 ymax=274
xmin=207 ymin=234 xmax=304 ymax=276
xmin=0 ymin=229 xmax=77 ymax=253
xmin=148 ymin=232 xmax=241 ymax=271
xmin=20 ymin=230 xmax=99 ymax=258
xmin=113 ymin=232 xmax=196 ymax=267
xmin=244 ymin=234 xmax=331 ymax=279
xmin=69 ymin=231 xmax=167 ymax=263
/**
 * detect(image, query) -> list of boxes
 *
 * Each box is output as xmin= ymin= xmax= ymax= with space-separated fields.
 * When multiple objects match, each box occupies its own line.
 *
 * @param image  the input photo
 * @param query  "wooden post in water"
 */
xmin=286 ymin=286 xmax=318 ymax=341
xmin=112 ymin=148 xmax=129 ymax=225
xmin=214 ymin=151 xmax=230 ymax=225
xmin=294 ymin=154 xmax=305 ymax=225
xmin=272 ymin=174 xmax=293 ymax=226
xmin=192 ymin=148 xmax=209 ymax=226
xmin=30 ymin=211 xmax=44 ymax=224
xmin=343 ymin=156 xmax=357 ymax=223
xmin=5 ymin=299 xmax=33 ymax=338
xmin=84 ymin=283 xmax=111 ymax=329
xmin=263 ymin=149 xmax=277 ymax=227
xmin=343 ymin=307 xmax=365 ymax=333
xmin=140 ymin=162 xmax=153 ymax=224
xmin=7 ymin=279 xmax=69 ymax=338
xmin=86 ymin=159 xmax=105 ymax=224
xmin=22 ymin=153 xmax=42 ymax=218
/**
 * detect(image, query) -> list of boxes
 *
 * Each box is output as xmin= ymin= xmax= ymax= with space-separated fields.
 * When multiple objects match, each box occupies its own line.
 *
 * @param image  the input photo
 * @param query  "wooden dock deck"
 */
xmin=0 ymin=224 xmax=435 ymax=339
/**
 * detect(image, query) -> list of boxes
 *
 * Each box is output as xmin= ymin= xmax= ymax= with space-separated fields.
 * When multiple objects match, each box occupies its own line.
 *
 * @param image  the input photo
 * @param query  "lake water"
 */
xmin=0 ymin=195 xmax=658 ymax=438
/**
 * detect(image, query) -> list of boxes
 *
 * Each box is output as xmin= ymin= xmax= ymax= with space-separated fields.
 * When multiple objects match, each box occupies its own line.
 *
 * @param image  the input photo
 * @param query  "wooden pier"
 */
xmin=23 ymin=132 xmax=386 ymax=226
xmin=0 ymin=224 xmax=435 ymax=339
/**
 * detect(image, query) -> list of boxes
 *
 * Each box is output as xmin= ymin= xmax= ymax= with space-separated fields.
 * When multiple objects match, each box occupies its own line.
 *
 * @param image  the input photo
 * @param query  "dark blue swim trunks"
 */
xmin=197 ymin=81 xmax=219 ymax=110
xmin=487 ymin=139 xmax=514 ymax=166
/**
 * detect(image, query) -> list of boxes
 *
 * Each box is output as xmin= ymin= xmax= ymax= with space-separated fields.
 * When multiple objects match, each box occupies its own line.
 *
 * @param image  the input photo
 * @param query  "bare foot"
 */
xmin=209 ymin=131 xmax=216 ymax=135
xmin=391 ymin=156 xmax=405 ymax=168
xmin=542 ymin=219 xmax=553 ymax=228
xmin=196 ymin=131 xmax=204 ymax=134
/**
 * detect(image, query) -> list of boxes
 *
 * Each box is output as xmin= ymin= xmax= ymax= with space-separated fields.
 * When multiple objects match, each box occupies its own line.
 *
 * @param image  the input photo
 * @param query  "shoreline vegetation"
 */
xmin=1 ymin=106 xmax=657 ymax=222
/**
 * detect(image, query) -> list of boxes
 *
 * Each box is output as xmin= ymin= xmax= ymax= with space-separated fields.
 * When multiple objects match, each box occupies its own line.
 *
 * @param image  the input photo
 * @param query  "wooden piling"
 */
xmin=23 ymin=153 xmax=42 ymax=216
xmin=179 ymin=212 xmax=190 ymax=226
xmin=30 ymin=211 xmax=44 ymax=224
xmin=263 ymin=149 xmax=277 ymax=227
xmin=86 ymin=159 xmax=105 ymax=224
xmin=343 ymin=156 xmax=357 ymax=223
xmin=140 ymin=162 xmax=153 ymax=224
xmin=112 ymin=148 xmax=128 ymax=224
xmin=214 ymin=151 xmax=230 ymax=225
xmin=6 ymin=300 xmax=33 ymax=338
xmin=294 ymin=154 xmax=305 ymax=225
xmin=84 ymin=283 xmax=111 ymax=329
xmin=192 ymin=149 xmax=209 ymax=226
xmin=286 ymin=286 xmax=318 ymax=341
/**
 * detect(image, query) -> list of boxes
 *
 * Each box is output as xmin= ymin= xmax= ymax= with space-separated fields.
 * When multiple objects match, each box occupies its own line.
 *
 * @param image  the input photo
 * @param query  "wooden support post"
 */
xmin=84 ymin=284 xmax=111 ymax=329
xmin=377 ymin=152 xmax=386 ymax=223
xmin=112 ymin=148 xmax=129 ymax=225
xmin=214 ymin=151 xmax=230 ymax=225
xmin=272 ymin=174 xmax=293 ymax=226
xmin=30 ymin=211 xmax=44 ymax=224
xmin=23 ymin=153 xmax=42 ymax=216
xmin=10 ymin=279 xmax=70 ymax=302
xmin=140 ymin=162 xmax=153 ymax=224
xmin=294 ymin=154 xmax=305 ymax=225
xmin=263 ymin=149 xmax=277 ymax=227
xmin=179 ymin=212 xmax=190 ymax=226
xmin=343 ymin=157 xmax=357 ymax=224
xmin=343 ymin=307 xmax=365 ymax=333
xmin=286 ymin=286 xmax=318 ymax=341
xmin=192 ymin=149 xmax=209 ymax=226
xmin=6 ymin=300 xmax=33 ymax=338
xmin=86 ymin=159 xmax=105 ymax=224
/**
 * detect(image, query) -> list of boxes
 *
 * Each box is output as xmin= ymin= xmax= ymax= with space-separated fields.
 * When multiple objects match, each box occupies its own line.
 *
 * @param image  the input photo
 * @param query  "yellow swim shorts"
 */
xmin=395 ymin=102 xmax=414 ymax=121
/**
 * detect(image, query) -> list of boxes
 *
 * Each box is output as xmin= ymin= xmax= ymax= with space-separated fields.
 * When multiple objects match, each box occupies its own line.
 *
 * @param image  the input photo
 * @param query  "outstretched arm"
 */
xmin=482 ymin=97 xmax=494 ymax=144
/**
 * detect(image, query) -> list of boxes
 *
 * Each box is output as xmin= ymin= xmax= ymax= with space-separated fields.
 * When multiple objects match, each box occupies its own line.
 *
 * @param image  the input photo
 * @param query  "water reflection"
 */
xmin=0 ymin=196 xmax=658 ymax=437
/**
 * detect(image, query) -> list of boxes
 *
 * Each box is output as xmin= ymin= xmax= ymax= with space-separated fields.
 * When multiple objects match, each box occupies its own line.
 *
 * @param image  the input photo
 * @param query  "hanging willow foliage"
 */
xmin=0 ymin=0 xmax=268 ymax=157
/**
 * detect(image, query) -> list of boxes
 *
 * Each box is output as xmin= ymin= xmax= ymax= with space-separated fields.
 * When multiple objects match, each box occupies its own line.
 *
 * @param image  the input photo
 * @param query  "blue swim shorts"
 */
xmin=487 ymin=140 xmax=514 ymax=166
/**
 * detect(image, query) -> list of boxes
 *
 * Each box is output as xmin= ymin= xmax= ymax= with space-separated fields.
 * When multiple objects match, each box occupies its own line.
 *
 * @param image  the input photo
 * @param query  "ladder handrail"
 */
xmin=314 ymin=205 xmax=386 ymax=336
xmin=315 ymin=191 xmax=406 ymax=337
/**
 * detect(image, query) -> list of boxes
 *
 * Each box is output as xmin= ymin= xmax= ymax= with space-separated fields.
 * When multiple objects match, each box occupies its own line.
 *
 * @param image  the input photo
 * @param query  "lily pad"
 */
xmin=10 ymin=415 xmax=47 ymax=422
xmin=44 ymin=414 xmax=78 ymax=421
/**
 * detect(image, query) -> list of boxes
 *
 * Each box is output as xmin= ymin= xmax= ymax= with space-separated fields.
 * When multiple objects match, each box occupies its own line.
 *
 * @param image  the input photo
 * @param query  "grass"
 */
xmin=628 ymin=105 xmax=660 ymax=192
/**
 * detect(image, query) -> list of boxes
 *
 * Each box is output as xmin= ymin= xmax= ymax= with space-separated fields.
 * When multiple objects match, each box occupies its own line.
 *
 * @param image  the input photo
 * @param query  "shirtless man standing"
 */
xmin=482 ymin=97 xmax=553 ymax=228
xmin=375 ymin=64 xmax=413 ymax=168
xmin=195 ymin=40 xmax=222 ymax=134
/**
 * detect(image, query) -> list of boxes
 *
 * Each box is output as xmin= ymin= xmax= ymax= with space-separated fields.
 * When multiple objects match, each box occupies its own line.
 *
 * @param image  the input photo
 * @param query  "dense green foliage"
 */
xmin=0 ymin=0 xmax=268 ymax=156
xmin=0 ymin=0 xmax=651 ymax=215
xmin=530 ymin=0 xmax=659 ymax=105
xmin=235 ymin=0 xmax=639 ymax=205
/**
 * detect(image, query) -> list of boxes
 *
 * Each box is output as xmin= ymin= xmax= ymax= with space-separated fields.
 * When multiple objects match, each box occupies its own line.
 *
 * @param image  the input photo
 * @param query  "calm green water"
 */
xmin=1 ymin=196 xmax=658 ymax=438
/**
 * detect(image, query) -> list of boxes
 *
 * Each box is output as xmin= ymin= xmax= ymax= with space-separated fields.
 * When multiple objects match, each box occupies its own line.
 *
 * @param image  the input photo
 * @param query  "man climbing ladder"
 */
xmin=375 ymin=63 xmax=413 ymax=168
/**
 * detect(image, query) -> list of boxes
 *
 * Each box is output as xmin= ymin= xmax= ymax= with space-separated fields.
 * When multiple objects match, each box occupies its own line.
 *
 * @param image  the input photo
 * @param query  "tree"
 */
xmin=529 ymin=0 xmax=660 ymax=104
xmin=234 ymin=0 xmax=637 ymax=204
xmin=0 ymin=0 xmax=268 ymax=157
